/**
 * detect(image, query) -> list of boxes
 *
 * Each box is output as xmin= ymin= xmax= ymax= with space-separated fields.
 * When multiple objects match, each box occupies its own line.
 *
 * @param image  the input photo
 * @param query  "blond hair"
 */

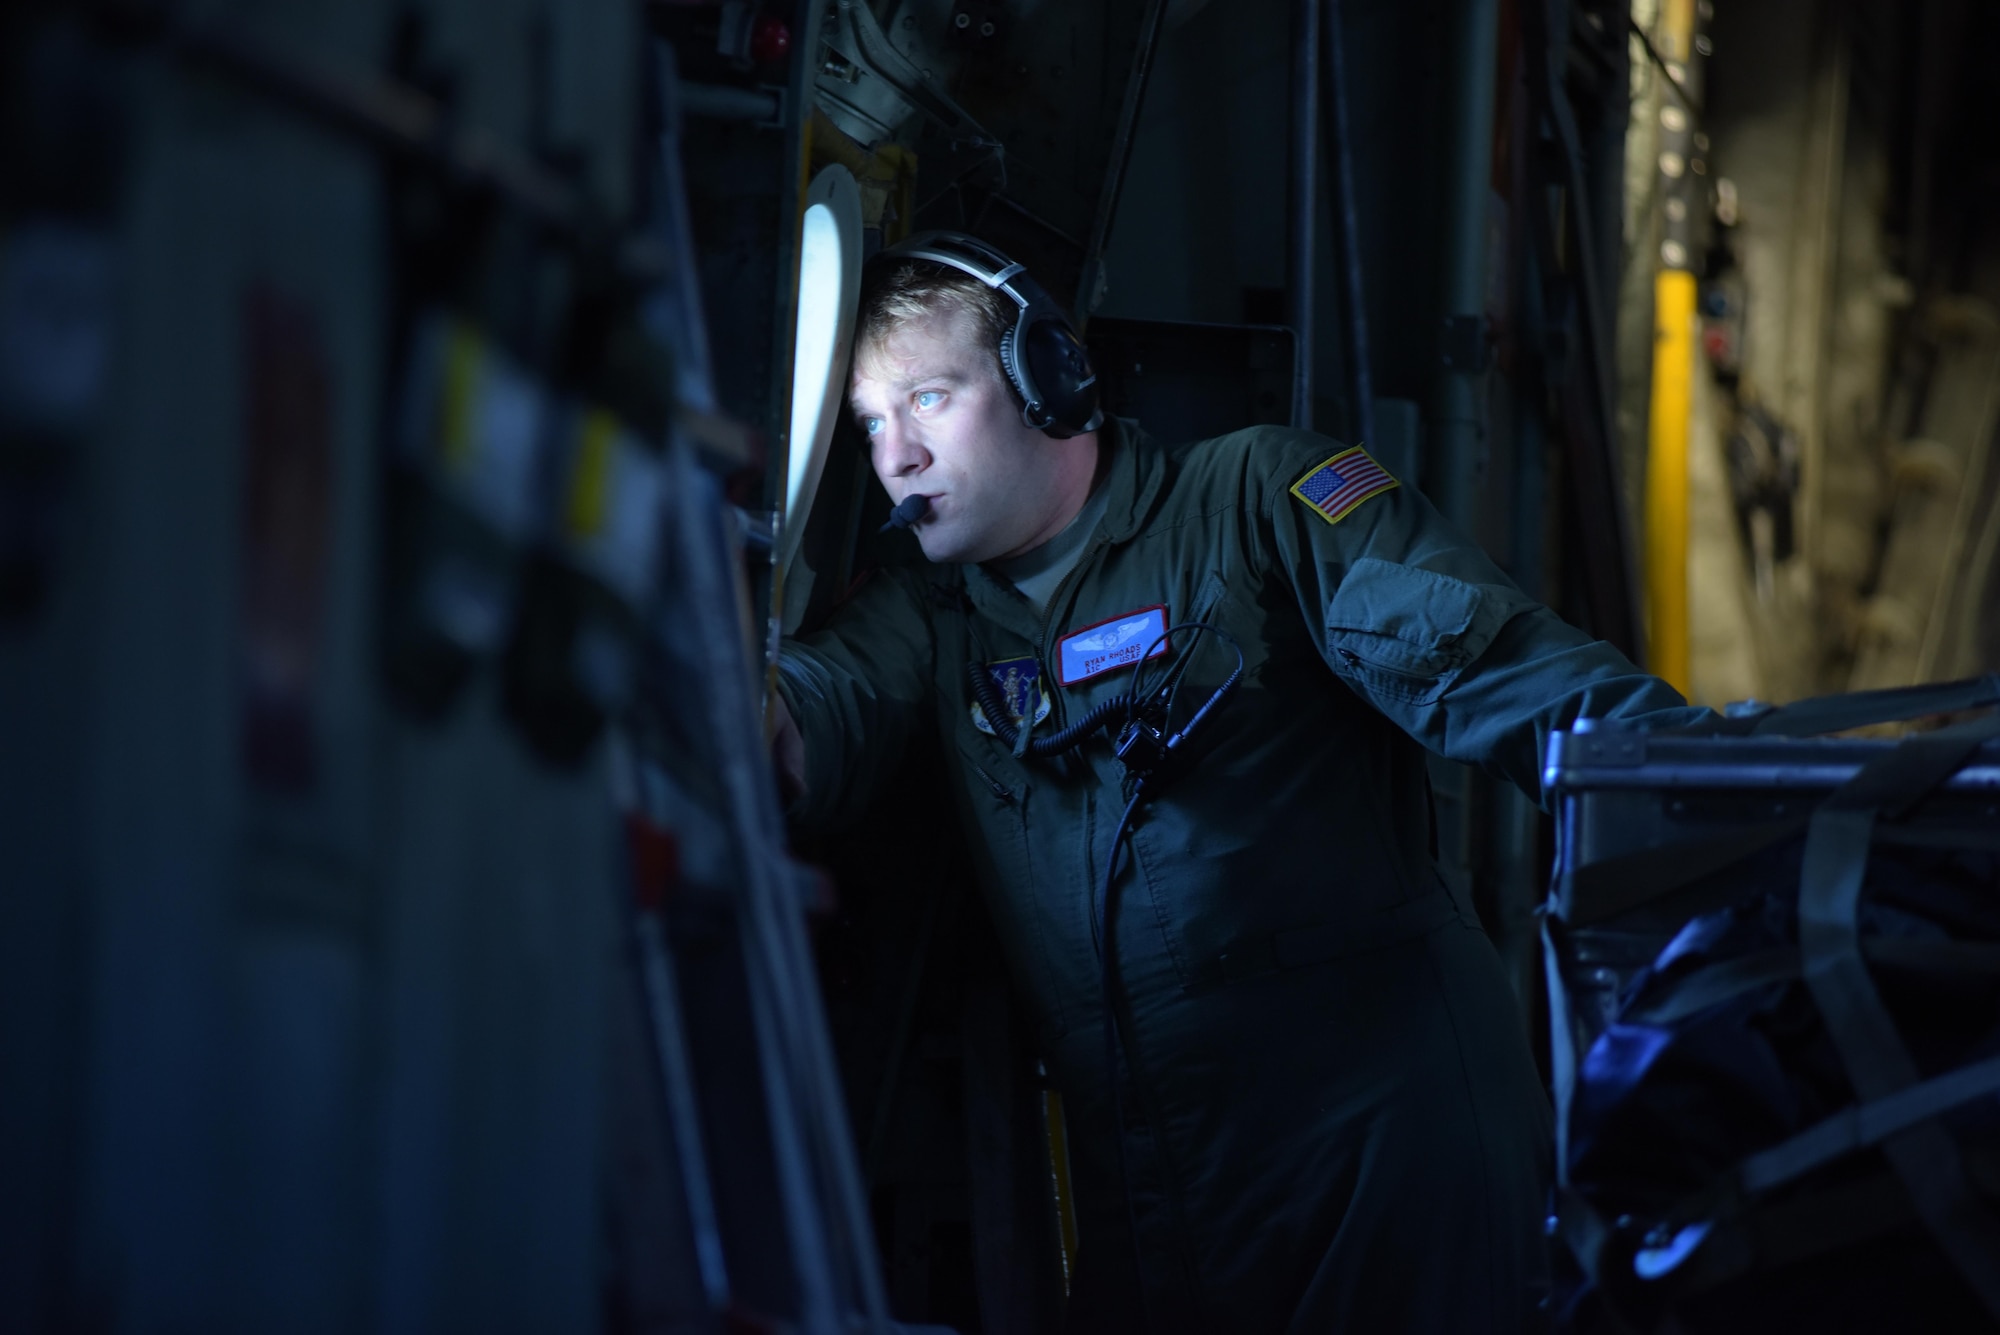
xmin=853 ymin=258 xmax=1017 ymax=397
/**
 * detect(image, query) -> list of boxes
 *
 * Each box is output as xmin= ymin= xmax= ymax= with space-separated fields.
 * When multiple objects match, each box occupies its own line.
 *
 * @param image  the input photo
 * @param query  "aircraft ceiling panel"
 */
xmin=815 ymin=0 xmax=1163 ymax=308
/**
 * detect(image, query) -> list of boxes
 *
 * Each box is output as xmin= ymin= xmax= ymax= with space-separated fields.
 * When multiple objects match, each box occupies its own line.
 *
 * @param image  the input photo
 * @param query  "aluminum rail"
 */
xmin=1322 ymin=0 xmax=1374 ymax=448
xmin=1287 ymin=0 xmax=1322 ymax=431
xmin=665 ymin=436 xmax=892 ymax=1332
xmin=1075 ymin=0 xmax=1174 ymax=330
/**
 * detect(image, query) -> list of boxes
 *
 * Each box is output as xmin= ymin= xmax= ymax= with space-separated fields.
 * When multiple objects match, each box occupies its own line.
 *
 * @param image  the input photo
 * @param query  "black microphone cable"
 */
xmin=963 ymin=614 xmax=1244 ymax=1325
xmin=1097 ymin=782 xmax=1154 ymax=1327
xmin=1092 ymin=623 xmax=1243 ymax=1329
xmin=967 ymin=662 xmax=1135 ymax=758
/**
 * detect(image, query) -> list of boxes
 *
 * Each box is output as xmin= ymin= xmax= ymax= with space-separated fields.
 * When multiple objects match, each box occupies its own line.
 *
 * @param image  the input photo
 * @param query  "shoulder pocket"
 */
xmin=1324 ymin=557 xmax=1502 ymax=704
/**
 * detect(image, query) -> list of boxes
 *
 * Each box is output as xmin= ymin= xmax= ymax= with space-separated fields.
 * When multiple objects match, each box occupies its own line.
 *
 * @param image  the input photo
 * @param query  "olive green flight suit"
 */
xmin=778 ymin=419 xmax=1706 ymax=1332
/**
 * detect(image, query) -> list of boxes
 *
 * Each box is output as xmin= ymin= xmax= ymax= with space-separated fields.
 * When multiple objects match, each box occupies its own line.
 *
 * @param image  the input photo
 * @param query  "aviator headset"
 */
xmin=870 ymin=231 xmax=1105 ymax=438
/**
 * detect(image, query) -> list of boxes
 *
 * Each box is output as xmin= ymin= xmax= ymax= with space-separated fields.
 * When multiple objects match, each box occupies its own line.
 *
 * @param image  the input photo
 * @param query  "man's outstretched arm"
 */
xmin=773 ymin=568 xmax=938 ymax=828
xmin=1254 ymin=429 xmax=1710 ymax=807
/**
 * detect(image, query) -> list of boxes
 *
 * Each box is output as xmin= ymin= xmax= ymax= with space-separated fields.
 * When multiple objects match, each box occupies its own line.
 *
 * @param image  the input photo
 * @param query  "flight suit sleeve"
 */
xmin=1256 ymin=429 xmax=1711 ymax=808
xmin=774 ymin=567 xmax=938 ymax=830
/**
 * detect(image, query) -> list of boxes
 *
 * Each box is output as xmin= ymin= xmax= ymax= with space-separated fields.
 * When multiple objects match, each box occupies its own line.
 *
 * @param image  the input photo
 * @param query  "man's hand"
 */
xmin=770 ymin=691 xmax=807 ymax=806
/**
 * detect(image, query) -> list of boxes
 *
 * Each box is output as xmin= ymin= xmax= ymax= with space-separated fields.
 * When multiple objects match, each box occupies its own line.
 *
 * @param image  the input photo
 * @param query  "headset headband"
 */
xmin=873 ymin=231 xmax=1104 ymax=438
xmin=892 ymin=234 xmax=1028 ymax=302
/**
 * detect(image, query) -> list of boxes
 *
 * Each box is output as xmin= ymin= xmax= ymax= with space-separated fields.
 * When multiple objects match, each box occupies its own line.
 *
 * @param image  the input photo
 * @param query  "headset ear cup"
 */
xmin=998 ymin=319 xmax=1049 ymax=428
xmin=872 ymin=230 xmax=1095 ymax=433
xmin=1022 ymin=319 xmax=1100 ymax=436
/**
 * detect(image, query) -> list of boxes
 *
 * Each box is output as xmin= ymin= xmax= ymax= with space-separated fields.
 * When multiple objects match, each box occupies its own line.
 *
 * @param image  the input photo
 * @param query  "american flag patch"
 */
xmin=1289 ymin=447 xmax=1399 ymax=525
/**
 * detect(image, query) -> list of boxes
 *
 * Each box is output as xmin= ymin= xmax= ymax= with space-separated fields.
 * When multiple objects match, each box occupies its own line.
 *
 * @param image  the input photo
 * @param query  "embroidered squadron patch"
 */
xmin=970 ymin=656 xmax=1053 ymax=736
xmin=1057 ymin=605 xmax=1169 ymax=686
xmin=1290 ymin=446 xmax=1399 ymax=526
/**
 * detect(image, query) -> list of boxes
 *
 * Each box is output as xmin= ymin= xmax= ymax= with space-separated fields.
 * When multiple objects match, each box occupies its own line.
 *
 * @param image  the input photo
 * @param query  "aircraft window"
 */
xmin=779 ymin=166 xmax=861 ymax=600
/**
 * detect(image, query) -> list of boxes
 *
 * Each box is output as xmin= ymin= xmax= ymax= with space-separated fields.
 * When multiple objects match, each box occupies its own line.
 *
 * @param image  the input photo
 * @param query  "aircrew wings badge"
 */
xmin=1289 ymin=446 xmax=1399 ymax=526
xmin=971 ymin=656 xmax=1053 ymax=736
xmin=1057 ymin=605 xmax=1169 ymax=686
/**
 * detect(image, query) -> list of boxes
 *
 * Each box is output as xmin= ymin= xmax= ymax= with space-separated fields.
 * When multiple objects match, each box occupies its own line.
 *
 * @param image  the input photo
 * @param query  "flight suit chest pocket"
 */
xmin=1160 ymin=570 xmax=1230 ymax=685
xmin=1323 ymin=558 xmax=1501 ymax=705
xmin=1184 ymin=571 xmax=1228 ymax=640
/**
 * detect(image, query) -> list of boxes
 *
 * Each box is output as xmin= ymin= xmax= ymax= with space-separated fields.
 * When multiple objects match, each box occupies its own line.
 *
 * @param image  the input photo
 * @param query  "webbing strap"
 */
xmin=1747 ymin=672 xmax=2000 ymax=738
xmin=1544 ymin=916 xmax=1578 ymax=1186
xmin=1738 ymin=1052 xmax=2000 ymax=1197
xmin=1649 ymin=1065 xmax=2000 ymax=1289
xmin=1742 ymin=1166 xmax=1914 ymax=1274
xmin=1564 ymin=818 xmax=1806 ymax=926
xmin=1554 ymin=1186 xmax=1612 ymax=1283
xmin=1665 ymin=1168 xmax=1916 ymax=1302
xmin=1873 ymin=824 xmax=2000 ymax=853
xmin=1625 ymin=939 xmax=2000 ymax=1028
xmin=1797 ymin=711 xmax=2000 ymax=1317
xmin=1624 ymin=947 xmax=1800 ymax=1026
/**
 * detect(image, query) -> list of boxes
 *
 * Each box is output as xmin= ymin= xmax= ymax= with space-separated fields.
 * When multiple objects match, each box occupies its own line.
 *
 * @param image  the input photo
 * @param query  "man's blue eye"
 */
xmin=914 ymin=391 xmax=942 ymax=409
xmin=861 ymin=416 xmax=883 ymax=435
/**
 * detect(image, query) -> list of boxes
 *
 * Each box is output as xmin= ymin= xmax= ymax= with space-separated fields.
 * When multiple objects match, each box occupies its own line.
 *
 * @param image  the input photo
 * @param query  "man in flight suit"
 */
xmin=772 ymin=234 xmax=1708 ymax=1332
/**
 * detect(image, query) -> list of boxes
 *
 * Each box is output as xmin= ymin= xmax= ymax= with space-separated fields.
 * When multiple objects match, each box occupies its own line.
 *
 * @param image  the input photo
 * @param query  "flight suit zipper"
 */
xmin=1034 ymin=537 xmax=1110 ymax=708
xmin=1029 ymin=538 xmax=1111 ymax=960
xmin=970 ymin=763 xmax=1015 ymax=804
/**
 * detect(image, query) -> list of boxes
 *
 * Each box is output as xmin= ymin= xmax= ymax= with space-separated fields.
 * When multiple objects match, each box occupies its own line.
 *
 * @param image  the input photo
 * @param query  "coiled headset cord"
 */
xmin=966 ymin=663 xmax=1134 ymax=756
xmin=963 ymin=621 xmax=1241 ymax=763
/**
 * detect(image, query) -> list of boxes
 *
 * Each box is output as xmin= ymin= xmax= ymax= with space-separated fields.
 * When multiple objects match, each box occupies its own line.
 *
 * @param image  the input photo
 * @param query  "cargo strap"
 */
xmin=1544 ymin=916 xmax=1580 ymax=1185
xmin=1651 ymin=1054 xmax=2000 ymax=1260
xmin=1741 ymin=671 xmax=2000 ymax=737
xmin=1649 ymin=1164 xmax=1928 ymax=1301
xmin=1739 ymin=1053 xmax=2000 ymax=1198
xmin=1624 ymin=939 xmax=2000 ymax=1028
xmin=1561 ymin=788 xmax=2000 ymax=928
xmin=1873 ymin=823 xmax=2000 ymax=853
xmin=1796 ymin=709 xmax=2000 ymax=1317
xmin=1563 ymin=817 xmax=1806 ymax=926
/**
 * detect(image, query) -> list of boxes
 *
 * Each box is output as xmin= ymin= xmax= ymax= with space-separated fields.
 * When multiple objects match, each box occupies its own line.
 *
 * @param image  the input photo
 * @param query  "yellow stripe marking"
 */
xmin=566 ymin=409 xmax=619 ymax=539
xmin=439 ymin=321 xmax=482 ymax=471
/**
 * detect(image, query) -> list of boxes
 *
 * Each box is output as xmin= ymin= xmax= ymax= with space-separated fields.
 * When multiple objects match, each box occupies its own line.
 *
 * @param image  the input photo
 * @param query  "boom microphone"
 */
xmin=879 ymin=494 xmax=930 ymax=533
